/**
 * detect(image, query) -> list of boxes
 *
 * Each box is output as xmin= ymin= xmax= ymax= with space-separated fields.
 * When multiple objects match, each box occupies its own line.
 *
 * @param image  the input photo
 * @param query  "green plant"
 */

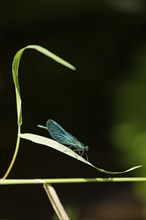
xmin=0 ymin=45 xmax=145 ymax=219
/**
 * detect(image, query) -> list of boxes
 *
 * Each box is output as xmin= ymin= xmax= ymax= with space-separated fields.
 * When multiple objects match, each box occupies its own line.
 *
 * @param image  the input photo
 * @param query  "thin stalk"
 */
xmin=2 ymin=128 xmax=21 ymax=179
xmin=0 ymin=177 xmax=146 ymax=185
xmin=44 ymin=184 xmax=70 ymax=220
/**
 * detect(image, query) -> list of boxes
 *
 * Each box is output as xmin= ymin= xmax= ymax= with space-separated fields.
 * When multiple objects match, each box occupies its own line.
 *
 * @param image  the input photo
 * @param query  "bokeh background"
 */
xmin=0 ymin=1 xmax=145 ymax=219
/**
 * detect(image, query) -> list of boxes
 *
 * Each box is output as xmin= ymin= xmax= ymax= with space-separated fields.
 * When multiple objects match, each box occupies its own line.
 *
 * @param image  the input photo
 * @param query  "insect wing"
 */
xmin=46 ymin=119 xmax=79 ymax=146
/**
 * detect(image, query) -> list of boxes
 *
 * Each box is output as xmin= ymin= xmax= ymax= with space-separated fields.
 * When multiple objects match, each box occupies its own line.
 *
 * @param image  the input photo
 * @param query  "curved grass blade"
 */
xmin=2 ymin=45 xmax=76 ymax=179
xmin=19 ymin=133 xmax=142 ymax=175
xmin=12 ymin=45 xmax=76 ymax=127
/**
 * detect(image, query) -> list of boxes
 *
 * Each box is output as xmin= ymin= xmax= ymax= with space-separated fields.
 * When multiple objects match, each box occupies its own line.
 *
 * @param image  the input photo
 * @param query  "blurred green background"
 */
xmin=0 ymin=1 xmax=145 ymax=219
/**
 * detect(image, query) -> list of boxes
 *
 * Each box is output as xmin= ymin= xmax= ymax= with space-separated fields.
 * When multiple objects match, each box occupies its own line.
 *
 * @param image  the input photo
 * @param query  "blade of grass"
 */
xmin=2 ymin=127 xmax=21 ymax=179
xmin=26 ymin=45 xmax=76 ymax=71
xmin=0 ymin=178 xmax=146 ymax=185
xmin=12 ymin=45 xmax=76 ymax=127
xmin=19 ymin=133 xmax=142 ymax=175
xmin=44 ymin=184 xmax=70 ymax=220
xmin=2 ymin=45 xmax=76 ymax=179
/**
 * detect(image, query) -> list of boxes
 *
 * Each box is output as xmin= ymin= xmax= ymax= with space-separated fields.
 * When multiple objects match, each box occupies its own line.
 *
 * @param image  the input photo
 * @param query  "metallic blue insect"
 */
xmin=37 ymin=119 xmax=89 ymax=160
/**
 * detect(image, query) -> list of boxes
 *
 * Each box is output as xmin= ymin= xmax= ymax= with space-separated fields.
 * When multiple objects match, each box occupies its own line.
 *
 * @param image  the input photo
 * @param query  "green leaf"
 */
xmin=4 ymin=43 xmax=141 ymax=179
xmin=3 ymin=45 xmax=76 ymax=179
xmin=12 ymin=45 xmax=76 ymax=126
xmin=19 ymin=133 xmax=142 ymax=175
xmin=26 ymin=45 xmax=76 ymax=70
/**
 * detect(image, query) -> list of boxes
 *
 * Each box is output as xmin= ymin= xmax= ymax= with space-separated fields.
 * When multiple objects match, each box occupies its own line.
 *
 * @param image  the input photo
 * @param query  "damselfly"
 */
xmin=37 ymin=119 xmax=89 ymax=160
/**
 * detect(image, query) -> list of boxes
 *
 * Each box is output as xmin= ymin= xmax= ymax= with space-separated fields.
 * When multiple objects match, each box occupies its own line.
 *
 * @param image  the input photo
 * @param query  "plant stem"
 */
xmin=0 ymin=177 xmax=145 ymax=185
xmin=44 ymin=184 xmax=70 ymax=220
xmin=2 ymin=129 xmax=21 ymax=179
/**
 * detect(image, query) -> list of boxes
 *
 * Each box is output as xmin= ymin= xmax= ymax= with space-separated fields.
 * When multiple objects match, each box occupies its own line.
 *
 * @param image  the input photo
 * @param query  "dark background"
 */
xmin=0 ymin=1 xmax=145 ymax=219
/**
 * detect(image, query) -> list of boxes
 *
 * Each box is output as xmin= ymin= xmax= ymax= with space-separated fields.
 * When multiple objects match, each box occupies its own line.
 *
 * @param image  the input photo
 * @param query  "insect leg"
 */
xmin=63 ymin=145 xmax=73 ymax=153
xmin=84 ymin=152 xmax=89 ymax=161
xmin=77 ymin=149 xmax=89 ymax=161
